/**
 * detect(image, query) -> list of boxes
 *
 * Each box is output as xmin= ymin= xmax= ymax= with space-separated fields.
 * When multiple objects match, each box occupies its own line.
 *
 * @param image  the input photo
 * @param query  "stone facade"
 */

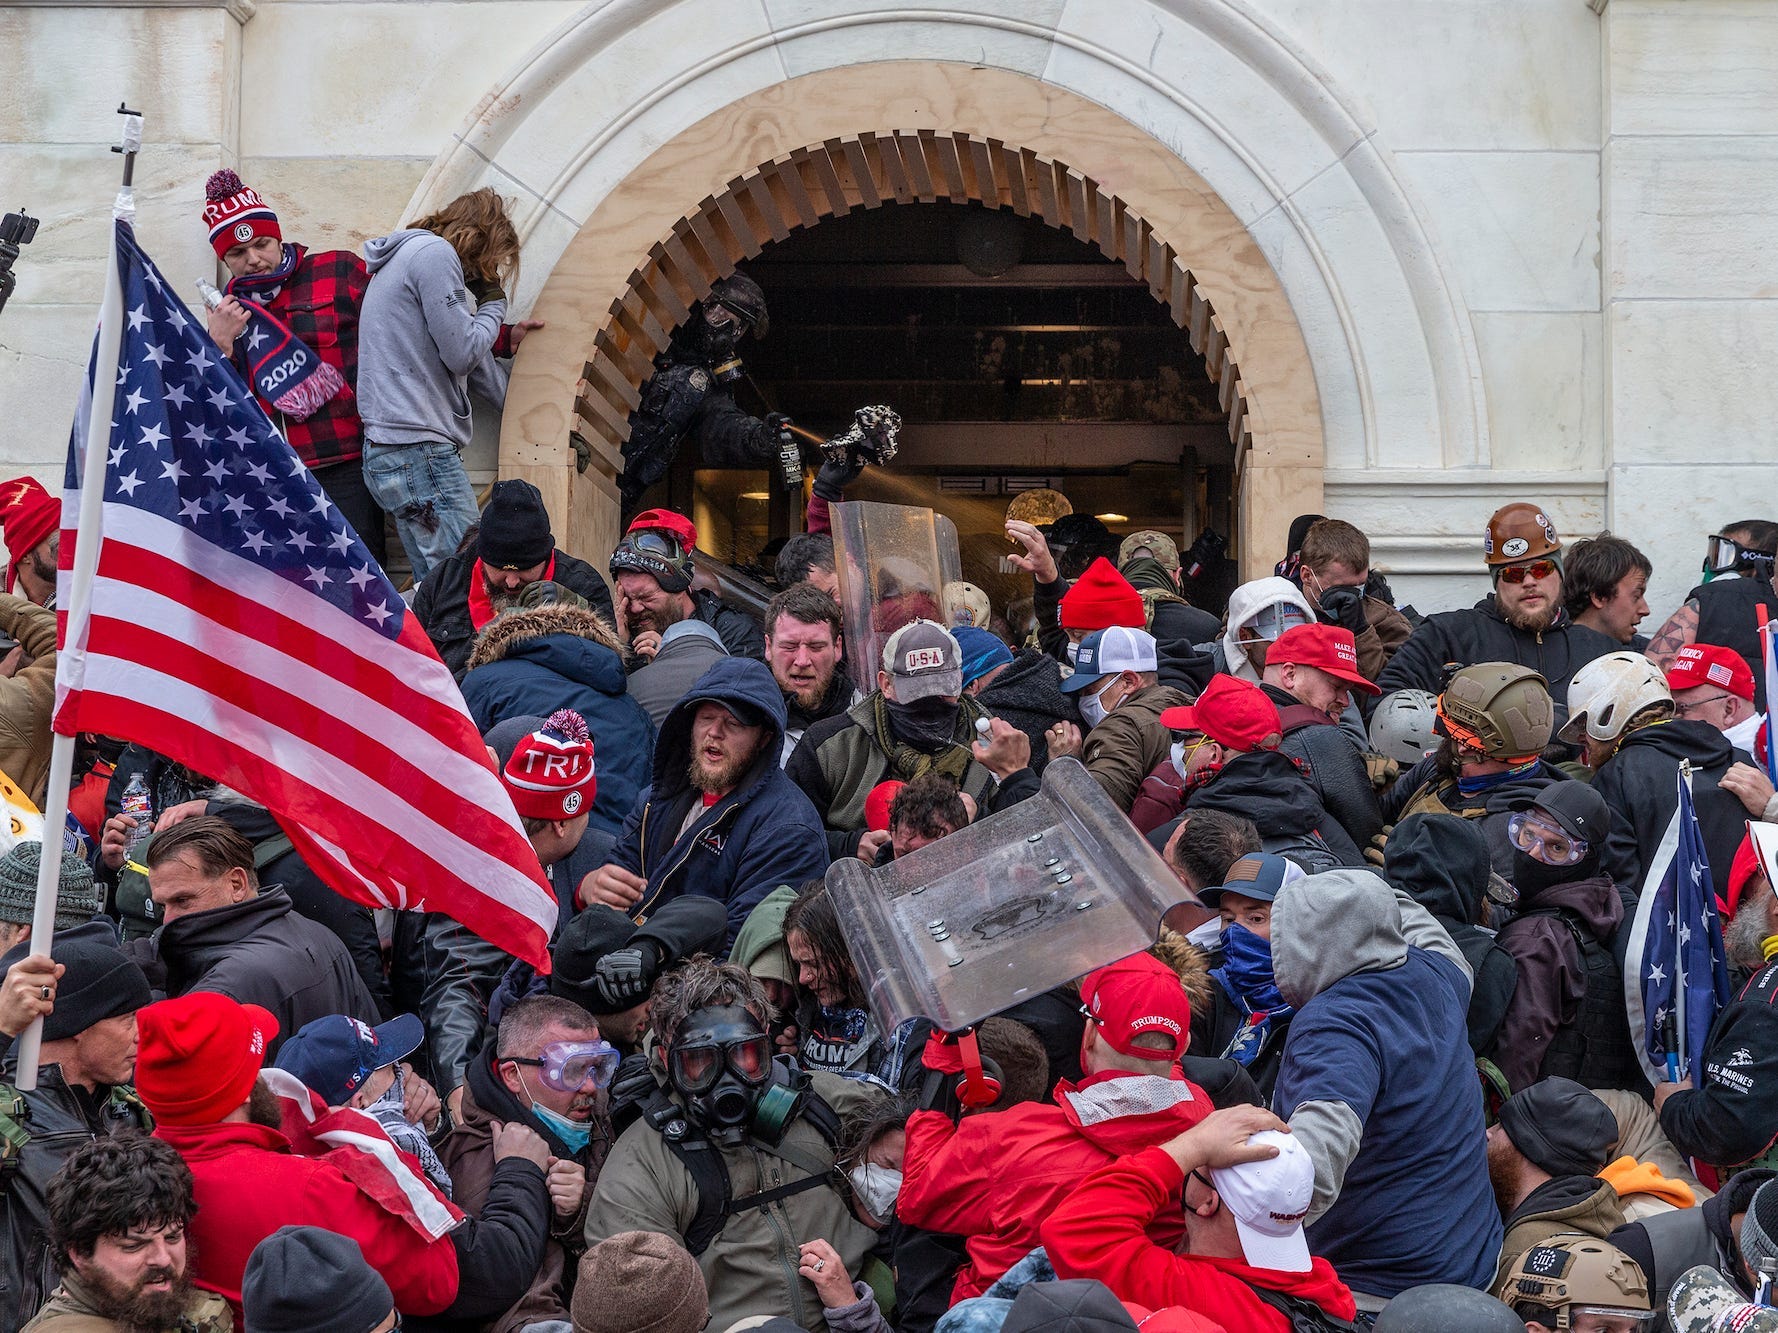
xmin=0 ymin=0 xmax=1772 ymax=619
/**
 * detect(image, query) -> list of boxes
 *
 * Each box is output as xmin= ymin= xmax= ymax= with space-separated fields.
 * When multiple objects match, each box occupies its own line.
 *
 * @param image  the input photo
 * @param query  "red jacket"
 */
xmin=899 ymin=1067 xmax=1212 ymax=1302
xmin=1043 ymin=1146 xmax=1358 ymax=1333
xmin=157 ymin=1120 xmax=460 ymax=1319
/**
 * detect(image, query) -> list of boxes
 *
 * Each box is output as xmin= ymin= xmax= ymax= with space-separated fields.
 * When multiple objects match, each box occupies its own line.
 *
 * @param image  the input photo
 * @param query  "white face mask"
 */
xmin=1079 ymin=677 xmax=1121 ymax=729
xmin=848 ymin=1162 xmax=903 ymax=1221
xmin=1170 ymin=739 xmax=1188 ymax=779
xmin=1724 ymin=709 xmax=1764 ymax=752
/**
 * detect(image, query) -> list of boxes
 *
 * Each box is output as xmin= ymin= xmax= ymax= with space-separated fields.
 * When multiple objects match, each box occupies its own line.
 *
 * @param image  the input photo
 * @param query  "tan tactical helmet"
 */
xmin=1435 ymin=662 xmax=1555 ymax=763
xmin=1497 ymin=1234 xmax=1653 ymax=1329
xmin=1485 ymin=502 xmax=1563 ymax=567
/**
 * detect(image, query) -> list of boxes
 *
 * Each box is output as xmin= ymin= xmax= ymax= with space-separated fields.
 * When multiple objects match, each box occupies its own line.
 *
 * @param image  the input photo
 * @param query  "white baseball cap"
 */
xmin=1208 ymin=1130 xmax=1315 ymax=1273
xmin=1060 ymin=625 xmax=1158 ymax=694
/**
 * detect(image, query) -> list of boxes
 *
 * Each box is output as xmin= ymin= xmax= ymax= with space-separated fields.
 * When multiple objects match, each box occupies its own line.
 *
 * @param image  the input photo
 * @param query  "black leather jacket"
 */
xmin=391 ymin=910 xmax=513 ymax=1097
xmin=0 ymin=1066 xmax=150 ymax=1333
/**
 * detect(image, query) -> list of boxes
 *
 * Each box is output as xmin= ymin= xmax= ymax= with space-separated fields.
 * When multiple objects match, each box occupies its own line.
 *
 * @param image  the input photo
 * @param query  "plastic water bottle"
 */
xmin=195 ymin=278 xmax=224 ymax=312
xmin=119 ymin=772 xmax=153 ymax=862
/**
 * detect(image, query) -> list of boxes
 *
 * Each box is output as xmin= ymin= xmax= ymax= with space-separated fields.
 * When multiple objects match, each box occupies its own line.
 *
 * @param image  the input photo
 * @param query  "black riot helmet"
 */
xmin=706 ymin=272 xmax=769 ymax=341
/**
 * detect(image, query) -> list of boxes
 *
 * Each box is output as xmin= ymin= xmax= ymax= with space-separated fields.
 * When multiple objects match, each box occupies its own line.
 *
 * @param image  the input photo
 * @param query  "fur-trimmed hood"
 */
xmin=466 ymin=603 xmax=623 ymax=672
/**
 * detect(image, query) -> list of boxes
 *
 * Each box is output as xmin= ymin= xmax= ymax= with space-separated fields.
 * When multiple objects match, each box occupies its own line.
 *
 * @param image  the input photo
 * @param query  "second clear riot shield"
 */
xmin=829 ymin=501 xmax=962 ymax=698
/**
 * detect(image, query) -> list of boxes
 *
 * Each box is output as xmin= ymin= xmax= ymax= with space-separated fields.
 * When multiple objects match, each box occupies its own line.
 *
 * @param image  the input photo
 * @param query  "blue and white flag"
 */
xmin=1623 ymin=765 xmax=1732 ymax=1087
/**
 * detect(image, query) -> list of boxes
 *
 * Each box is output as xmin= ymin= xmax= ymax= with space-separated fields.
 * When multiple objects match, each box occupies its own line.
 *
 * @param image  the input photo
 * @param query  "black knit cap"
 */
xmin=1497 ymin=1076 xmax=1619 ymax=1178
xmin=478 ymin=479 xmax=554 ymax=570
xmin=42 ymin=937 xmax=152 ymax=1042
xmin=243 ymin=1226 xmax=393 ymax=1333
xmin=1001 ymin=1281 xmax=1138 ymax=1333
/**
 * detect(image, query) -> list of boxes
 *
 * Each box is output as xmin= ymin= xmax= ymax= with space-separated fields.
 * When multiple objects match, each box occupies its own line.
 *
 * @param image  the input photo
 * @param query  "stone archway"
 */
xmin=573 ymin=131 xmax=1261 ymax=551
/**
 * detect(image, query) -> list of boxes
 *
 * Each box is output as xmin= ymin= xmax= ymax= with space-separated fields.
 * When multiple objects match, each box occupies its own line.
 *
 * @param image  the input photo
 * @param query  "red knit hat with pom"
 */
xmin=502 ymin=709 xmax=597 ymax=821
xmin=1059 ymin=558 xmax=1145 ymax=632
xmin=203 ymin=169 xmax=281 ymax=258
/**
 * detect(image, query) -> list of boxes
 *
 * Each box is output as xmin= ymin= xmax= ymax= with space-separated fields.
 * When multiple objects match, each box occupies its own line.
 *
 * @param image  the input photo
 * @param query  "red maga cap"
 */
xmin=1079 ymin=952 xmax=1191 ymax=1061
xmin=1266 ymin=623 xmax=1380 ymax=696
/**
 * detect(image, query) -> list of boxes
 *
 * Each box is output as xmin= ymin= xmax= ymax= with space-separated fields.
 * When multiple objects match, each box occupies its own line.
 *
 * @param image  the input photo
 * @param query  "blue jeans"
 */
xmin=362 ymin=440 xmax=479 ymax=584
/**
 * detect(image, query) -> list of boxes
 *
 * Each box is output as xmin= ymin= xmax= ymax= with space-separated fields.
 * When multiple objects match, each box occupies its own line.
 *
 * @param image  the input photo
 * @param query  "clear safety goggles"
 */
xmin=1507 ymin=811 xmax=1590 ymax=867
xmin=1566 ymin=1307 xmax=1655 ymax=1331
xmin=504 ymin=1039 xmax=620 ymax=1093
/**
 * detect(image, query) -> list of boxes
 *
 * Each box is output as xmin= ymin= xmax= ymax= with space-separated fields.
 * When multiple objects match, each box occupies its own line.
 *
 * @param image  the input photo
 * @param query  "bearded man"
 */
xmin=765 ymin=583 xmax=858 ymax=766
xmin=1378 ymin=502 xmax=1619 ymax=709
xmin=577 ymin=658 xmax=829 ymax=950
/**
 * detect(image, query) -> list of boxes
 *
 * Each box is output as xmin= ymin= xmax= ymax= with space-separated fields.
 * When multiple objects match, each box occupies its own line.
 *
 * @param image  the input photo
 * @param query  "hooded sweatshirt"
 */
xmin=358 ymin=229 xmax=507 ymax=448
xmin=1270 ymin=869 xmax=1499 ymax=1298
xmin=1043 ymin=1145 xmax=1358 ymax=1333
xmin=1187 ymin=750 xmax=1364 ymax=866
xmin=604 ymin=657 xmax=830 ymax=948
xmin=1217 ymin=578 xmax=1317 ymax=686
xmin=900 ymin=1065 xmax=1212 ymax=1302
xmin=1493 ymin=1175 xmax=1628 ymax=1299
xmin=1383 ymin=813 xmax=1517 ymax=1054
xmin=1593 ymin=718 xmax=1750 ymax=912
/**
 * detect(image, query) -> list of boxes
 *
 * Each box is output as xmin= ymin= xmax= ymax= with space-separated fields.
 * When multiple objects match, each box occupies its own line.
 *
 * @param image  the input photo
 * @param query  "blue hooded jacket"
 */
xmin=459 ymin=602 xmax=655 ymax=838
xmin=608 ymin=656 xmax=829 ymax=949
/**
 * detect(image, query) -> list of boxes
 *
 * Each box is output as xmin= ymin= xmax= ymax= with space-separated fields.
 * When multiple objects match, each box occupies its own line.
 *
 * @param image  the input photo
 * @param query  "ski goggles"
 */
xmin=1496 ymin=559 xmax=1558 ymax=585
xmin=504 ymin=1040 xmax=620 ymax=1093
xmin=668 ymin=1034 xmax=773 ymax=1094
xmin=1704 ymin=533 xmax=1775 ymax=578
xmin=1508 ymin=811 xmax=1590 ymax=867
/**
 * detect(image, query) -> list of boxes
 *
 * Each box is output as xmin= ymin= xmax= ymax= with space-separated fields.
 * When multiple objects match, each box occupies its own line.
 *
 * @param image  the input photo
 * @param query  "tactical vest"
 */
xmin=1139 ymin=586 xmax=1189 ymax=634
xmin=0 ymin=1081 xmax=152 ymax=1183
xmin=1518 ymin=906 xmax=1638 ymax=1090
xmin=1689 ymin=576 xmax=1778 ymax=711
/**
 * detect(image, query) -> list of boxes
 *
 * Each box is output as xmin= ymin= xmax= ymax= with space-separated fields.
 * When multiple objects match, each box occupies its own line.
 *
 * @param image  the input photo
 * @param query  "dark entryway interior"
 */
xmin=646 ymin=199 xmax=1240 ymax=617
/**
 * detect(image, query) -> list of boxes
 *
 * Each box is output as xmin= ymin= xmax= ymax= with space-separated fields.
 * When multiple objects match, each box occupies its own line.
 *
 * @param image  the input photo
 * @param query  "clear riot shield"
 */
xmin=830 ymin=501 xmax=961 ymax=698
xmin=825 ymin=759 xmax=1185 ymax=1033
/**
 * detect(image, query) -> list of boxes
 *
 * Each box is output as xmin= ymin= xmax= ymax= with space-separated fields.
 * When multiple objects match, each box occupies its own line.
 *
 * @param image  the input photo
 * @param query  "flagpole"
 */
xmin=13 ymin=108 xmax=141 ymax=1092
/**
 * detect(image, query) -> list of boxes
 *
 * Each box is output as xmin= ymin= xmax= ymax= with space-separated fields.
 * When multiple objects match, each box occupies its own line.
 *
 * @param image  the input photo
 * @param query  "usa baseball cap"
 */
xmin=1266 ymin=623 xmax=1380 ymax=697
xmin=1208 ymin=1130 xmax=1315 ymax=1272
xmin=1061 ymin=626 xmax=1158 ymax=694
xmin=273 ymin=1013 xmax=425 ymax=1108
xmin=883 ymin=619 xmax=963 ymax=702
xmin=1198 ymin=851 xmax=1296 ymax=909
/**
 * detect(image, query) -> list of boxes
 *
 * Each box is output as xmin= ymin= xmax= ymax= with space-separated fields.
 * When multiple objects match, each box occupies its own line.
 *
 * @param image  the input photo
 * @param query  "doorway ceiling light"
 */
xmin=1096 ymin=512 xmax=1128 ymax=523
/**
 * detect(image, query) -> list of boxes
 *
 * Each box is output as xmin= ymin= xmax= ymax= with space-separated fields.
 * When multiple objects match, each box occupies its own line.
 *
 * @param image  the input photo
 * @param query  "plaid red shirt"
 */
xmin=231 ymin=245 xmax=370 ymax=468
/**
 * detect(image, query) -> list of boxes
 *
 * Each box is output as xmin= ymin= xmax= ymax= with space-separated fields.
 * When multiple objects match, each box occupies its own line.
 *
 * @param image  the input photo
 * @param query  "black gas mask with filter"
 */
xmin=667 ymin=1004 xmax=808 ymax=1148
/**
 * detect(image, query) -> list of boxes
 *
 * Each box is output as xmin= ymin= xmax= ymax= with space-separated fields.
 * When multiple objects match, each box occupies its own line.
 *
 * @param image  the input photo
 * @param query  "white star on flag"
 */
xmin=123 ymin=388 xmax=147 ymax=415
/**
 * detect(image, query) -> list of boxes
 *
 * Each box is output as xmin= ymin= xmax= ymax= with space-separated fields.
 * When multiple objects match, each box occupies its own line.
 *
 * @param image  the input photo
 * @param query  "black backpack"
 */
xmin=1248 ymin=1284 xmax=1366 ymax=1332
xmin=1515 ymin=906 xmax=1638 ymax=1090
xmin=609 ymin=1054 xmax=844 ymax=1257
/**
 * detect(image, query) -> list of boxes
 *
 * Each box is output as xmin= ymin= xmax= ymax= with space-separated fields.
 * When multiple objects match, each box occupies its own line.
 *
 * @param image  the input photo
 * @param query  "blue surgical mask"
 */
xmin=530 ymin=1099 xmax=592 ymax=1153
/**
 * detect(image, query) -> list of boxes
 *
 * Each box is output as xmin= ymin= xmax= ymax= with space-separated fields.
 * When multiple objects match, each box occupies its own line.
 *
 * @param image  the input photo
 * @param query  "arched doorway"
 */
xmin=575 ymin=133 xmax=1257 ymax=596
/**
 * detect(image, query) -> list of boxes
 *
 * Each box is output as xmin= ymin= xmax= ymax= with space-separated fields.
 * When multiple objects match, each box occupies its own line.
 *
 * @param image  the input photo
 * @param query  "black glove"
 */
xmin=466 ymin=274 xmax=506 ymax=305
xmin=813 ymin=453 xmax=868 ymax=503
xmin=1317 ymin=583 xmax=1367 ymax=635
xmin=592 ymin=940 xmax=661 ymax=1009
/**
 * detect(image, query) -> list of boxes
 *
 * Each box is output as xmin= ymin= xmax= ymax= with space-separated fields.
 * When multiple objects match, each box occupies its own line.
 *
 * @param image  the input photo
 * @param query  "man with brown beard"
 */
xmin=609 ymin=510 xmax=763 ymax=661
xmin=578 ymin=657 xmax=828 ymax=950
xmin=766 ymin=583 xmax=858 ymax=766
xmin=1378 ymin=502 xmax=1620 ymax=709
xmin=25 ymin=1135 xmax=230 ymax=1332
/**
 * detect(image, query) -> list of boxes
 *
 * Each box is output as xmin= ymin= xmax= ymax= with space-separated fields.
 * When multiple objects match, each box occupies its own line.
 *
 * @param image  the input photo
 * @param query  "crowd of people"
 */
xmin=0 ymin=171 xmax=1776 ymax=1333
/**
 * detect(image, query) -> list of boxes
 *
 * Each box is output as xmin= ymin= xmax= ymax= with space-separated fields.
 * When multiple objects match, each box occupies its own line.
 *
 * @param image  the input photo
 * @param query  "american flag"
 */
xmin=1760 ymin=608 xmax=1778 ymax=786
xmin=1623 ymin=765 xmax=1731 ymax=1086
xmin=53 ymin=221 xmax=556 ymax=968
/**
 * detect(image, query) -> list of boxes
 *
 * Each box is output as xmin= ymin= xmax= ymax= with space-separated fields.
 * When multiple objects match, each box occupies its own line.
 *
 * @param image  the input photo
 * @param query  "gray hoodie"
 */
xmin=357 ymin=229 xmax=508 ymax=449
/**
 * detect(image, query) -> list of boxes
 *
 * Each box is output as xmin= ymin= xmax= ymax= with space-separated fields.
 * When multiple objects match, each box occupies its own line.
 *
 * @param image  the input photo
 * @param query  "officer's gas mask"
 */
xmin=696 ymin=299 xmax=754 ymax=384
xmin=667 ymin=1004 xmax=804 ymax=1148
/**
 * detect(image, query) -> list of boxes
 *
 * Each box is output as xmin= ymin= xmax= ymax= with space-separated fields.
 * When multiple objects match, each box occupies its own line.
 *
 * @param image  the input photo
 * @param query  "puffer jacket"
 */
xmin=1593 ymin=719 xmax=1750 ymax=912
xmin=1382 ymin=813 xmax=1517 ymax=1055
xmin=436 ymin=1047 xmax=613 ymax=1333
xmin=1187 ymin=749 xmax=1364 ymax=866
xmin=0 ymin=1067 xmax=151 ymax=1333
xmin=1080 ymin=685 xmax=1192 ymax=813
xmin=413 ymin=548 xmax=615 ymax=678
xmin=1376 ymin=596 xmax=1619 ymax=707
xmin=127 ymin=887 xmax=379 ymax=1058
xmin=1492 ymin=870 xmax=1624 ymax=1092
xmin=900 ymin=1058 xmax=1213 ymax=1303
xmin=1382 ymin=756 xmax=1561 ymax=879
xmin=972 ymin=649 xmax=1078 ymax=775
xmin=584 ymin=1062 xmax=882 ymax=1332
xmin=460 ymin=603 xmax=655 ymax=836
xmin=1261 ymin=683 xmax=1385 ymax=850
xmin=607 ymin=657 xmax=829 ymax=948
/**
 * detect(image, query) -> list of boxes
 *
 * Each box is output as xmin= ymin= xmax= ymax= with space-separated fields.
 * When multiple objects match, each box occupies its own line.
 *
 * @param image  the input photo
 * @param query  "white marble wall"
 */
xmin=3 ymin=0 xmax=1773 ymax=619
xmin=1602 ymin=0 xmax=1778 ymax=623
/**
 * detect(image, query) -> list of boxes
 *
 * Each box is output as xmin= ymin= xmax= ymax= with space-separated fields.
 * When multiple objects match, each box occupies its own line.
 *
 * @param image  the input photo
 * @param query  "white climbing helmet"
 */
xmin=1369 ymin=690 xmax=1440 ymax=764
xmin=1559 ymin=651 xmax=1672 ymax=745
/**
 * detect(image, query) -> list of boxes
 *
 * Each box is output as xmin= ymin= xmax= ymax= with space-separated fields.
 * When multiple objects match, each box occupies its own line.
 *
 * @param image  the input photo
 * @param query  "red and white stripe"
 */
xmin=55 ymin=502 xmax=557 ymax=969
